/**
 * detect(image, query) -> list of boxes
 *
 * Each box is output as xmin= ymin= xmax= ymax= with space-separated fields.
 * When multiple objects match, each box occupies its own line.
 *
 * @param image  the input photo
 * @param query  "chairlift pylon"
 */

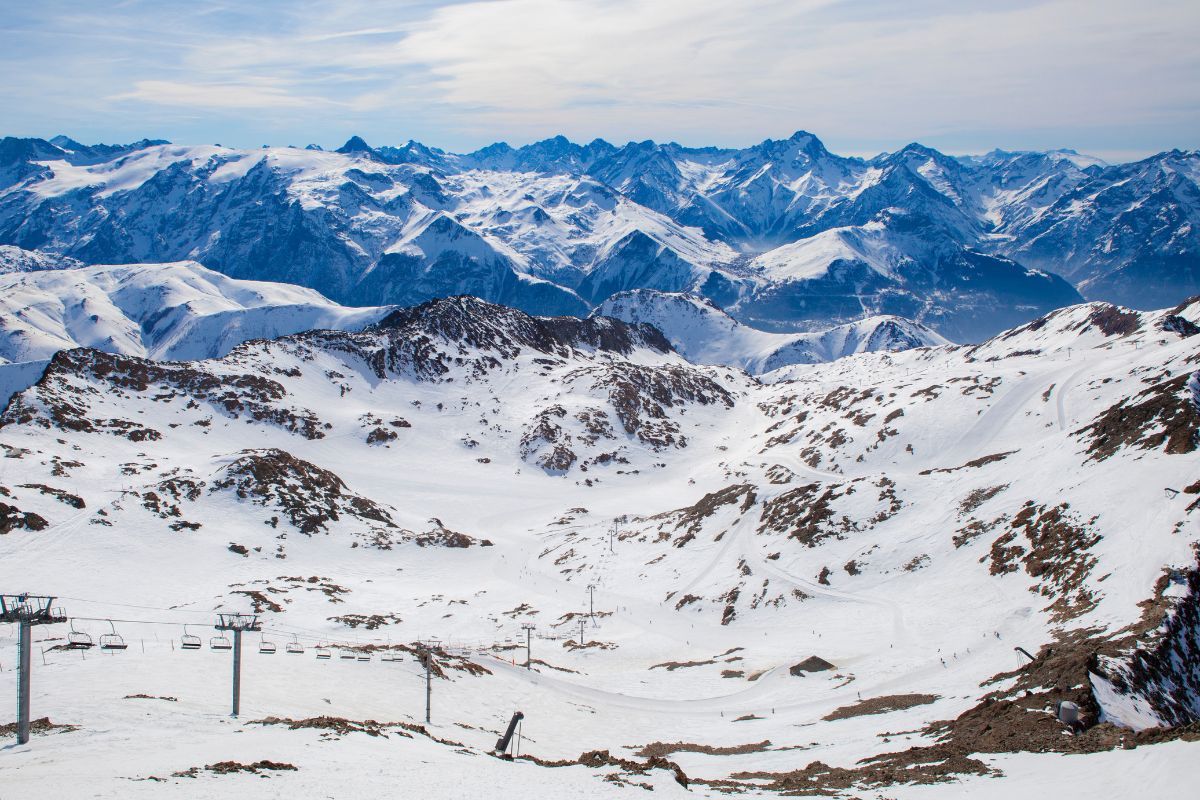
xmin=67 ymin=620 xmax=94 ymax=650
xmin=98 ymin=619 xmax=128 ymax=651
xmin=181 ymin=624 xmax=202 ymax=650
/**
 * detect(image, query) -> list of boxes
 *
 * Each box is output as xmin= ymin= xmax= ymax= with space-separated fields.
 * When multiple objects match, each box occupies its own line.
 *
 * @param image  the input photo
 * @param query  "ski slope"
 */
xmin=0 ymin=296 xmax=1197 ymax=797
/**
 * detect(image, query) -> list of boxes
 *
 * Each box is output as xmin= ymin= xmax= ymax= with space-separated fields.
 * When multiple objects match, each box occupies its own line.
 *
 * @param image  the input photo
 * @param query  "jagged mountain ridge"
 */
xmin=5 ymin=131 xmax=1192 ymax=340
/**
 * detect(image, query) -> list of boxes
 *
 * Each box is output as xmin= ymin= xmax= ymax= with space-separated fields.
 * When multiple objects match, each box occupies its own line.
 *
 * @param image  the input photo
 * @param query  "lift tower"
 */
xmin=1 ymin=595 xmax=66 ymax=745
xmin=214 ymin=613 xmax=261 ymax=717
xmin=521 ymin=623 xmax=535 ymax=670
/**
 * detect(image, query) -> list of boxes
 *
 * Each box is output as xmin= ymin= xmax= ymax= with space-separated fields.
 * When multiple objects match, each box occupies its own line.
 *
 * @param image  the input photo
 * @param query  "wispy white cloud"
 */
xmin=1 ymin=0 xmax=1196 ymax=158
xmin=384 ymin=0 xmax=1200 ymax=148
xmin=113 ymin=80 xmax=335 ymax=110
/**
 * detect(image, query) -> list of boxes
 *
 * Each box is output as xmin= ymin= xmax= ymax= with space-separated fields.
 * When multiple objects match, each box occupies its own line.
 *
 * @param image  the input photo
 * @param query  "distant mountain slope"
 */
xmin=0 ymin=255 xmax=392 ymax=402
xmin=595 ymin=289 xmax=949 ymax=373
xmin=0 ymin=243 xmax=80 ymax=273
xmin=0 ymin=132 xmax=1194 ymax=338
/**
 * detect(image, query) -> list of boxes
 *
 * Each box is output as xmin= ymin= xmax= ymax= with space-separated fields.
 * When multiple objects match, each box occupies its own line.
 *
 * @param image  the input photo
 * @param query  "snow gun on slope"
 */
xmin=495 ymin=711 xmax=525 ymax=759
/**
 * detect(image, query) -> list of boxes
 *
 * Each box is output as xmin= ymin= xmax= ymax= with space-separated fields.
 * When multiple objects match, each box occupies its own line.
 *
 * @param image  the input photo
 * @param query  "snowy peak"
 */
xmin=364 ymin=214 xmax=589 ymax=317
xmin=595 ymin=289 xmax=948 ymax=374
xmin=577 ymin=230 xmax=706 ymax=304
xmin=973 ymin=298 xmax=1200 ymax=360
xmin=335 ymin=135 xmax=378 ymax=157
xmin=755 ymin=129 xmax=836 ymax=164
xmin=471 ymin=134 xmax=618 ymax=174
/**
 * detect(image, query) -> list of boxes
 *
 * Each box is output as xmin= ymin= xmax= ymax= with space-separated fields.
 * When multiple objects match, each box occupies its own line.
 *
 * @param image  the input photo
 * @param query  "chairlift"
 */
xmin=339 ymin=650 xmax=356 ymax=660
xmin=67 ymin=620 xmax=94 ymax=650
xmin=357 ymin=652 xmax=372 ymax=662
xmin=315 ymin=645 xmax=331 ymax=660
xmin=258 ymin=635 xmax=277 ymax=655
xmin=98 ymin=620 xmax=128 ymax=651
xmin=286 ymin=636 xmax=304 ymax=655
xmin=181 ymin=625 xmax=202 ymax=651
xmin=210 ymin=633 xmax=232 ymax=651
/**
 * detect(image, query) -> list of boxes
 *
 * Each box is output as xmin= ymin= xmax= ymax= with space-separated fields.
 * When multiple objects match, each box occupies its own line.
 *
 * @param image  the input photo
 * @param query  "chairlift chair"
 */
xmin=180 ymin=625 xmax=202 ymax=650
xmin=258 ymin=635 xmax=277 ymax=655
xmin=357 ymin=652 xmax=372 ymax=662
xmin=98 ymin=620 xmax=128 ymax=651
xmin=285 ymin=636 xmax=304 ymax=655
xmin=315 ymin=645 xmax=331 ymax=660
xmin=210 ymin=634 xmax=232 ymax=651
xmin=339 ymin=650 xmax=356 ymax=660
xmin=67 ymin=621 xmax=94 ymax=650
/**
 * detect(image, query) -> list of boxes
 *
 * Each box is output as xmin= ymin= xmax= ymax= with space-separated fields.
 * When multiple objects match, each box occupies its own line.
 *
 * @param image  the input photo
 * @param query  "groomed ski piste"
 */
xmin=1 ymin=294 xmax=1198 ymax=797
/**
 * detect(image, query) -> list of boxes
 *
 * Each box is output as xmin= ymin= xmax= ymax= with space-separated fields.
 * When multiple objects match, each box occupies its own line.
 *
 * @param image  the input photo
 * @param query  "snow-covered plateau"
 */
xmin=1 ymin=290 xmax=1198 ymax=798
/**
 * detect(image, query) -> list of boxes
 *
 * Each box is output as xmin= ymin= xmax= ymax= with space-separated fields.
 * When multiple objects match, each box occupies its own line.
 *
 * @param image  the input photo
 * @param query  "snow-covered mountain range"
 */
xmin=0 ymin=253 xmax=954 ymax=404
xmin=3 ymin=131 xmax=1195 ymax=341
xmin=1 ymin=290 xmax=1197 ymax=796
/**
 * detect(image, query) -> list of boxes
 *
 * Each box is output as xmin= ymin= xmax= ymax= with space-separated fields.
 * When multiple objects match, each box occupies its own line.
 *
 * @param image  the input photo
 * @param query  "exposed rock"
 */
xmin=0 ymin=501 xmax=48 ymax=534
xmin=211 ymin=449 xmax=396 ymax=536
xmin=791 ymin=656 xmax=836 ymax=675
xmin=1077 ymin=372 xmax=1199 ymax=459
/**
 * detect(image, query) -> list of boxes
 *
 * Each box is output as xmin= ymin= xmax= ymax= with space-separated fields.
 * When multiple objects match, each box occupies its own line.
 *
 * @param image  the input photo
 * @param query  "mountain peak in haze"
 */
xmin=336 ymin=135 xmax=377 ymax=156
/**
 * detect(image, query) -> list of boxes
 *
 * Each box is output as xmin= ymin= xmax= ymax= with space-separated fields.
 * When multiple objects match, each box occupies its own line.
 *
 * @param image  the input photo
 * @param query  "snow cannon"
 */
xmin=495 ymin=711 xmax=525 ymax=758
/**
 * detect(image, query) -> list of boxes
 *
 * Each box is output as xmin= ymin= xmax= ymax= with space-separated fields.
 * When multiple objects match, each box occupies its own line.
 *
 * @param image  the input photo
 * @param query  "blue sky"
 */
xmin=1 ymin=0 xmax=1197 ymax=161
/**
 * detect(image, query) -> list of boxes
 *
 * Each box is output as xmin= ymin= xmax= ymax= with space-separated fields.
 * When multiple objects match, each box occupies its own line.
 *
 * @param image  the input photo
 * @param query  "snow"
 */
xmin=0 ymin=245 xmax=81 ymax=274
xmin=747 ymin=222 xmax=899 ymax=281
xmin=596 ymin=289 xmax=949 ymax=373
xmin=0 ymin=291 xmax=1196 ymax=797
xmin=24 ymin=146 xmax=235 ymax=199
xmin=0 ymin=258 xmax=393 ymax=399
xmin=3 ymin=135 xmax=1196 ymax=331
